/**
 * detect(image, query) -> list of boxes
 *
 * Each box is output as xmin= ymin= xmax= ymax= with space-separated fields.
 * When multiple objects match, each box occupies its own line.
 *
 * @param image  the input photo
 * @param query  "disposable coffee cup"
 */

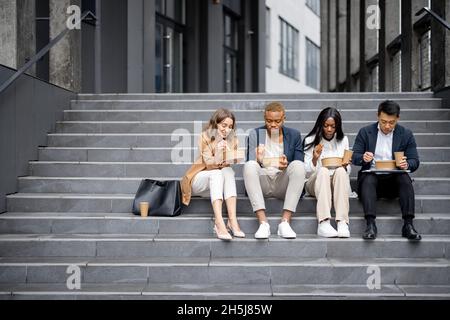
xmin=394 ymin=151 xmax=405 ymax=167
xmin=140 ymin=202 xmax=149 ymax=217
xmin=342 ymin=149 xmax=353 ymax=164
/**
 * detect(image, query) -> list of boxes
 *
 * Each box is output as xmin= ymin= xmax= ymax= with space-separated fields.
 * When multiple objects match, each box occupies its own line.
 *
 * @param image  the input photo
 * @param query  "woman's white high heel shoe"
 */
xmin=226 ymin=222 xmax=246 ymax=238
xmin=214 ymin=225 xmax=232 ymax=241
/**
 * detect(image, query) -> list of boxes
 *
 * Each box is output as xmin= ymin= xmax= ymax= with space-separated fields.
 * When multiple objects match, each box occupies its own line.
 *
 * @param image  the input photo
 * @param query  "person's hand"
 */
xmin=279 ymin=155 xmax=288 ymax=170
xmin=398 ymin=156 xmax=409 ymax=170
xmin=363 ymin=152 xmax=374 ymax=163
xmin=313 ymin=144 xmax=323 ymax=161
xmin=217 ymin=139 xmax=228 ymax=151
xmin=342 ymin=158 xmax=351 ymax=168
xmin=256 ymin=144 xmax=265 ymax=163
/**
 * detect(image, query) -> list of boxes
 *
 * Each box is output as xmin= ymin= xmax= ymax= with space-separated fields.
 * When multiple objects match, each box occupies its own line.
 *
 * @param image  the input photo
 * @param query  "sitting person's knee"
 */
xmin=244 ymin=160 xmax=260 ymax=172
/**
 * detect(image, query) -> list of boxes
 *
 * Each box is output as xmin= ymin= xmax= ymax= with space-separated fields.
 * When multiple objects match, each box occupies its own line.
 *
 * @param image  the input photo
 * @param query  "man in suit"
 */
xmin=352 ymin=100 xmax=421 ymax=241
xmin=243 ymin=102 xmax=306 ymax=239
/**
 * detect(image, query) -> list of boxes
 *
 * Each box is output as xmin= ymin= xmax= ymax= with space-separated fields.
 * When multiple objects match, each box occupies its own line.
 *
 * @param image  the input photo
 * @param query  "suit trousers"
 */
xmin=358 ymin=172 xmax=415 ymax=220
xmin=243 ymin=160 xmax=306 ymax=213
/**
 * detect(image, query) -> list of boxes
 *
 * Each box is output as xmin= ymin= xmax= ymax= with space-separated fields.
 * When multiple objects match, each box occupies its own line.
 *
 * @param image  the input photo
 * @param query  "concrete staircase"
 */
xmin=1 ymin=93 xmax=449 ymax=299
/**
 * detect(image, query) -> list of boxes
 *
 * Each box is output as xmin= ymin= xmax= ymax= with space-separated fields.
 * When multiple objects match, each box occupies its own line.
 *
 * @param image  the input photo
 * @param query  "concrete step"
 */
xmin=55 ymin=120 xmax=450 ymax=133
xmin=69 ymin=98 xmax=443 ymax=110
xmin=76 ymin=92 xmax=436 ymax=100
xmin=6 ymin=193 xmax=450 ymax=214
xmin=2 ymin=282 xmax=448 ymax=299
xmin=28 ymin=161 xmax=450 ymax=178
xmin=17 ymin=176 xmax=450 ymax=195
xmin=46 ymin=133 xmax=450 ymax=148
xmin=38 ymin=146 xmax=450 ymax=162
xmin=0 ymin=257 xmax=448 ymax=286
xmin=63 ymin=109 xmax=450 ymax=121
xmin=0 ymin=212 xmax=449 ymax=235
xmin=0 ymin=233 xmax=448 ymax=258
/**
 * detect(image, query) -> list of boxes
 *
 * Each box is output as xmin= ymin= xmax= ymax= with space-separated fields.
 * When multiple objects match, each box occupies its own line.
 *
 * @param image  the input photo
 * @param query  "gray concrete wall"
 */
xmin=0 ymin=0 xmax=18 ymax=69
xmin=49 ymin=0 xmax=82 ymax=92
xmin=16 ymin=0 xmax=36 ymax=76
xmin=0 ymin=64 xmax=76 ymax=213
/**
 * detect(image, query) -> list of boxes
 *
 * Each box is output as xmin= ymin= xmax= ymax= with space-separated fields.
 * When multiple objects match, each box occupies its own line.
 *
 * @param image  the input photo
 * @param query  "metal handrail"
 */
xmin=0 ymin=10 xmax=97 ymax=94
xmin=415 ymin=7 xmax=450 ymax=30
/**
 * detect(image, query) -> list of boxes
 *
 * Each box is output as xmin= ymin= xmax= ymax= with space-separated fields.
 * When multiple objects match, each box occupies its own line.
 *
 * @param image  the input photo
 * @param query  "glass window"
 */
xmin=305 ymin=0 xmax=320 ymax=16
xmin=279 ymin=18 xmax=299 ymax=80
xmin=306 ymin=38 xmax=320 ymax=90
xmin=156 ymin=0 xmax=185 ymax=24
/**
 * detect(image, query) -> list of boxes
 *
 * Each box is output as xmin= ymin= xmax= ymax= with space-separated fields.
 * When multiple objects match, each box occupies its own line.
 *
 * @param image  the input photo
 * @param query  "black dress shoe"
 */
xmin=363 ymin=221 xmax=377 ymax=240
xmin=402 ymin=223 xmax=422 ymax=241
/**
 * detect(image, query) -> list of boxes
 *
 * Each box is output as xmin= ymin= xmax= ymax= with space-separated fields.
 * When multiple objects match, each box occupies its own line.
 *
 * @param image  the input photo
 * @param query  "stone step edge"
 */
xmin=0 ymin=234 xmax=449 ymax=242
xmin=0 ymin=257 xmax=448 ymax=267
xmin=0 ymin=283 xmax=449 ymax=298
xmin=7 ymin=193 xmax=450 ymax=200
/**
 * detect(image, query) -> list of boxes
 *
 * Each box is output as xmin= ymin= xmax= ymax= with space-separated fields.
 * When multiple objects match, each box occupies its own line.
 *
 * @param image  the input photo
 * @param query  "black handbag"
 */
xmin=132 ymin=179 xmax=183 ymax=216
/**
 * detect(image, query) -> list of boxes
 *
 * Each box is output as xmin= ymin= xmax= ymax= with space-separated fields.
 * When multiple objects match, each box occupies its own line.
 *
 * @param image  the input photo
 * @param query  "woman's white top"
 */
xmin=304 ymin=134 xmax=351 ymax=176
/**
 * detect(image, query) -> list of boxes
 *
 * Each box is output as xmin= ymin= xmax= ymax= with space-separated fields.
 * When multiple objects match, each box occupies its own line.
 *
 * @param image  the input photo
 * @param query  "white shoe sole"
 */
xmin=317 ymin=231 xmax=338 ymax=238
xmin=338 ymin=233 xmax=350 ymax=238
xmin=277 ymin=231 xmax=296 ymax=239
xmin=254 ymin=233 xmax=270 ymax=239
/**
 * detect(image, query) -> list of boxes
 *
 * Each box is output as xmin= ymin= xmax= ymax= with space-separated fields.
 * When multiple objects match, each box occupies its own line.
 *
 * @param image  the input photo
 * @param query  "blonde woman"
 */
xmin=181 ymin=108 xmax=245 ymax=240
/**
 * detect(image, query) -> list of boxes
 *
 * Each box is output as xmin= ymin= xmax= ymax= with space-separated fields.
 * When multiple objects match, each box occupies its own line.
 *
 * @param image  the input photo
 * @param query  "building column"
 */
xmin=337 ymin=0 xmax=347 ymax=91
xmin=251 ymin=0 xmax=266 ymax=93
xmin=127 ymin=0 xmax=144 ymax=93
xmin=320 ymin=0 xmax=329 ymax=91
xmin=384 ymin=0 xmax=401 ymax=91
xmin=401 ymin=0 xmax=412 ymax=91
xmin=49 ymin=0 xmax=82 ymax=92
xmin=329 ymin=0 xmax=337 ymax=91
xmin=365 ymin=0 xmax=379 ymax=91
xmin=205 ymin=0 xmax=223 ymax=92
xmin=411 ymin=0 xmax=429 ymax=91
xmin=349 ymin=0 xmax=360 ymax=91
xmin=446 ymin=0 xmax=450 ymax=88
xmin=431 ymin=0 xmax=448 ymax=91
xmin=359 ymin=0 xmax=366 ymax=91
xmin=378 ymin=0 xmax=386 ymax=91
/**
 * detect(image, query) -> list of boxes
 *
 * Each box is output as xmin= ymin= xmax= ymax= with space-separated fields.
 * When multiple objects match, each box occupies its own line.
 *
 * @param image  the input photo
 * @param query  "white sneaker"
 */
xmin=317 ymin=220 xmax=338 ymax=238
xmin=277 ymin=221 xmax=297 ymax=239
xmin=337 ymin=221 xmax=350 ymax=238
xmin=255 ymin=221 xmax=271 ymax=239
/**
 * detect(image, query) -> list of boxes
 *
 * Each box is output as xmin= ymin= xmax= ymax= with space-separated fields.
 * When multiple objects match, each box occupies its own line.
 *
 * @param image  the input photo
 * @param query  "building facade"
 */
xmin=0 ymin=0 xmax=322 ymax=94
xmin=320 ymin=0 xmax=450 ymax=95
xmin=265 ymin=0 xmax=321 ymax=93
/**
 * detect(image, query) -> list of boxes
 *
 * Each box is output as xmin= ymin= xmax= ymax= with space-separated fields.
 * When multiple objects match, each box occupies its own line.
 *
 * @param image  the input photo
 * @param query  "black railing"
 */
xmin=0 ymin=10 xmax=97 ymax=94
xmin=415 ymin=7 xmax=450 ymax=30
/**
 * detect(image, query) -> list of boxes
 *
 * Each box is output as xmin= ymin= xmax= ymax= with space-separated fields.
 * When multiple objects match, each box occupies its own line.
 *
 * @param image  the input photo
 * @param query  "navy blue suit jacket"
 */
xmin=352 ymin=122 xmax=420 ymax=173
xmin=246 ymin=126 xmax=304 ymax=163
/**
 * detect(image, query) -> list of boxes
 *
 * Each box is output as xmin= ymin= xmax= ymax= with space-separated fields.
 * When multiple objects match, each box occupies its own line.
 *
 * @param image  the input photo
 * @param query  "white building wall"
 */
xmin=265 ymin=0 xmax=321 ymax=93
